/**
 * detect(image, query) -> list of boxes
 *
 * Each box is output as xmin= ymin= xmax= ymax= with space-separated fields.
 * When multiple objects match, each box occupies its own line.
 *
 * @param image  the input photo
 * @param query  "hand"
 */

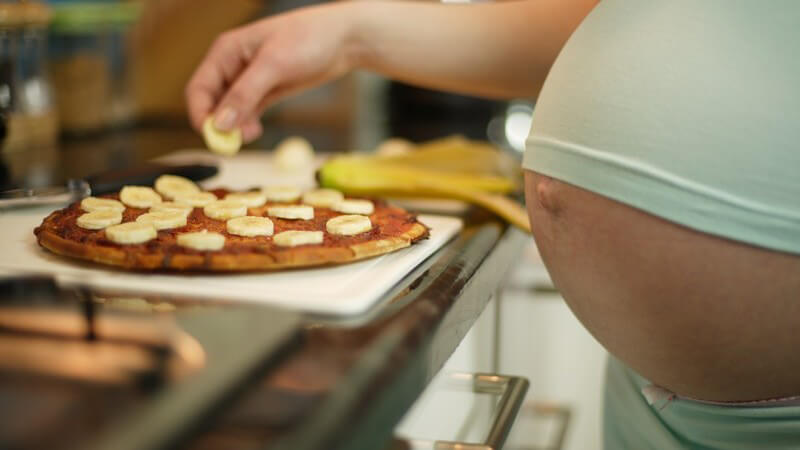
xmin=185 ymin=4 xmax=361 ymax=142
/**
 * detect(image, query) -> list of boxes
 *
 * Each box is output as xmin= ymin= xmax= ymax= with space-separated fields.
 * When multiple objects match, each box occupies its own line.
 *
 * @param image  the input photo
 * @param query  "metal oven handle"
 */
xmin=402 ymin=372 xmax=529 ymax=450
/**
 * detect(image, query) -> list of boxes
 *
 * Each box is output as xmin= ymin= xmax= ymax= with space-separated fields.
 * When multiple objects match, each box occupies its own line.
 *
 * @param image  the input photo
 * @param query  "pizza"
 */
xmin=34 ymin=175 xmax=429 ymax=271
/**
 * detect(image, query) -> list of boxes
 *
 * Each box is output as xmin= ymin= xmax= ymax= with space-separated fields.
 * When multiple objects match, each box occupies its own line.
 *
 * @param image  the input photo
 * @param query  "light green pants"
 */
xmin=604 ymin=356 xmax=800 ymax=449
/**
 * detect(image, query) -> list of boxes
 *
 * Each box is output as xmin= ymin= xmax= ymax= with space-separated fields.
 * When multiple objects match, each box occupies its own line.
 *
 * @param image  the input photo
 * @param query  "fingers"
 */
xmin=185 ymin=29 xmax=259 ymax=132
xmin=211 ymin=44 xmax=280 ymax=132
xmin=241 ymin=119 xmax=264 ymax=143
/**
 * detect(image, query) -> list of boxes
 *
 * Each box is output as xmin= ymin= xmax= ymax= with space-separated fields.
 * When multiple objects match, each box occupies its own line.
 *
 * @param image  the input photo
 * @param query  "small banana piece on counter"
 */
xmin=227 ymin=216 xmax=274 ymax=237
xmin=225 ymin=191 xmax=267 ymax=208
xmin=267 ymin=205 xmax=314 ymax=220
xmin=332 ymin=199 xmax=374 ymax=215
xmin=154 ymin=175 xmax=200 ymax=200
xmin=203 ymin=200 xmax=247 ymax=221
xmin=135 ymin=210 xmax=187 ymax=230
xmin=203 ymin=116 xmax=241 ymax=156
xmin=81 ymin=197 xmax=126 ymax=213
xmin=273 ymin=230 xmax=323 ymax=247
xmin=177 ymin=230 xmax=225 ymax=251
xmin=105 ymin=222 xmax=157 ymax=245
xmin=375 ymin=137 xmax=414 ymax=157
xmin=326 ymin=215 xmax=372 ymax=236
xmin=173 ymin=191 xmax=217 ymax=207
xmin=77 ymin=210 xmax=123 ymax=230
xmin=273 ymin=136 xmax=314 ymax=171
xmin=262 ymin=186 xmax=301 ymax=203
xmin=150 ymin=201 xmax=193 ymax=216
xmin=120 ymin=186 xmax=162 ymax=209
xmin=302 ymin=188 xmax=343 ymax=208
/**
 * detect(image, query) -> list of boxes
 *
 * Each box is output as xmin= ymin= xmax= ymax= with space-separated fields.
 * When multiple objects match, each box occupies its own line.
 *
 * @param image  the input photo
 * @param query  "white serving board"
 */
xmin=0 ymin=150 xmax=462 ymax=316
xmin=0 ymin=209 xmax=460 ymax=316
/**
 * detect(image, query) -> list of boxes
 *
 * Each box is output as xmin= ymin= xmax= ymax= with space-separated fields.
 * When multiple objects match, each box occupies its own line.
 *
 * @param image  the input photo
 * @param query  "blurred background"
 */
xmin=0 ymin=0 xmax=536 ymax=187
xmin=0 ymin=1 xmax=605 ymax=449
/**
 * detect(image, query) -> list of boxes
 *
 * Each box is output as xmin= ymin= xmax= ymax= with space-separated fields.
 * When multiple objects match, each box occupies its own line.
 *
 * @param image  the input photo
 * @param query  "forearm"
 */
xmin=349 ymin=0 xmax=597 ymax=99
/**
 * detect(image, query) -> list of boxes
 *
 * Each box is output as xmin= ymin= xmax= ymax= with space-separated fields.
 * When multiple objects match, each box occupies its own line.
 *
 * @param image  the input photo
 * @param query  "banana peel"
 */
xmin=318 ymin=137 xmax=531 ymax=233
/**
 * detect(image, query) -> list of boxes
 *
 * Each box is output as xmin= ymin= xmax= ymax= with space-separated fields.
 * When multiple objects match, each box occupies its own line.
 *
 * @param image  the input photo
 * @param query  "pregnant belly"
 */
xmin=523 ymin=170 xmax=800 ymax=402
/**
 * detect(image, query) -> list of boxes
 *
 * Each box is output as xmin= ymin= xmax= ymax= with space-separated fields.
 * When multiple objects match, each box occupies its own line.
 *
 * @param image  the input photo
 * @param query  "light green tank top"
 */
xmin=523 ymin=0 xmax=800 ymax=255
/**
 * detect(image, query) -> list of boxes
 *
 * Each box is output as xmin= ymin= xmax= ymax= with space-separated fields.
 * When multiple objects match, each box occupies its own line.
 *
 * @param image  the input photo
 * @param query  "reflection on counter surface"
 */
xmin=0 ymin=1 xmax=603 ymax=449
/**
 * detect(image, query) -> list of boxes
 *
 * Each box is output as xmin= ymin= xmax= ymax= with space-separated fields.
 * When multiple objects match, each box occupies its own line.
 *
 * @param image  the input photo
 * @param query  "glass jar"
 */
xmin=47 ymin=1 xmax=140 ymax=134
xmin=0 ymin=1 xmax=58 ymax=153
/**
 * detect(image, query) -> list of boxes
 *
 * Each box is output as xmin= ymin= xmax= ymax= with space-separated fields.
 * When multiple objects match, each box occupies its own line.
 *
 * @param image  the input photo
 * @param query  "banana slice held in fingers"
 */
xmin=227 ymin=216 xmax=274 ymax=237
xmin=177 ymin=230 xmax=225 ymax=251
xmin=267 ymin=205 xmax=314 ymax=220
xmin=81 ymin=197 xmax=125 ymax=213
xmin=203 ymin=116 xmax=241 ymax=156
xmin=262 ymin=186 xmax=301 ymax=203
xmin=77 ymin=210 xmax=123 ymax=230
xmin=173 ymin=191 xmax=217 ymax=207
xmin=120 ymin=186 xmax=162 ymax=209
xmin=332 ymin=199 xmax=374 ymax=215
xmin=154 ymin=175 xmax=200 ymax=200
xmin=105 ymin=222 xmax=157 ymax=245
xmin=135 ymin=210 xmax=187 ymax=230
xmin=225 ymin=191 xmax=267 ymax=207
xmin=204 ymin=200 xmax=247 ymax=220
xmin=302 ymin=188 xmax=343 ymax=208
xmin=273 ymin=230 xmax=323 ymax=247
xmin=326 ymin=214 xmax=372 ymax=236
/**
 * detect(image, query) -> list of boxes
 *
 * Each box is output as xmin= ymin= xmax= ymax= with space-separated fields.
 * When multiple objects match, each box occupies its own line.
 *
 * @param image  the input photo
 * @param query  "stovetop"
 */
xmin=0 ymin=276 xmax=301 ymax=450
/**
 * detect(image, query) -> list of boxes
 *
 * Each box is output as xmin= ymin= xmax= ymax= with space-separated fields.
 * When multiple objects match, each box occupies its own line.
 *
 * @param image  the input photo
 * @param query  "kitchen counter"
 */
xmin=0 ymin=125 xmax=529 ymax=450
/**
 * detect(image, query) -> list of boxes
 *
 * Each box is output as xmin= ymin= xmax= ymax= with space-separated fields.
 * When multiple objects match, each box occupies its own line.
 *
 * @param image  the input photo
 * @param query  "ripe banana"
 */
xmin=262 ymin=186 xmax=301 ymax=203
xmin=317 ymin=146 xmax=531 ymax=233
xmin=120 ymin=186 xmax=162 ymax=209
xmin=76 ymin=210 xmax=122 ymax=230
xmin=302 ymin=188 xmax=343 ymax=208
xmin=202 ymin=116 xmax=241 ymax=156
xmin=273 ymin=230 xmax=323 ymax=247
xmin=318 ymin=156 xmax=515 ymax=195
xmin=380 ymin=135 xmax=519 ymax=177
xmin=332 ymin=199 xmax=374 ymax=215
xmin=326 ymin=215 xmax=372 ymax=236
xmin=203 ymin=200 xmax=247 ymax=221
xmin=81 ymin=197 xmax=125 ymax=213
xmin=150 ymin=202 xmax=193 ymax=216
xmin=105 ymin=222 xmax=157 ymax=245
xmin=135 ymin=210 xmax=187 ymax=230
xmin=173 ymin=191 xmax=218 ymax=207
xmin=177 ymin=230 xmax=225 ymax=251
xmin=225 ymin=191 xmax=267 ymax=207
xmin=267 ymin=205 xmax=314 ymax=220
xmin=154 ymin=175 xmax=200 ymax=200
xmin=227 ymin=216 xmax=274 ymax=237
